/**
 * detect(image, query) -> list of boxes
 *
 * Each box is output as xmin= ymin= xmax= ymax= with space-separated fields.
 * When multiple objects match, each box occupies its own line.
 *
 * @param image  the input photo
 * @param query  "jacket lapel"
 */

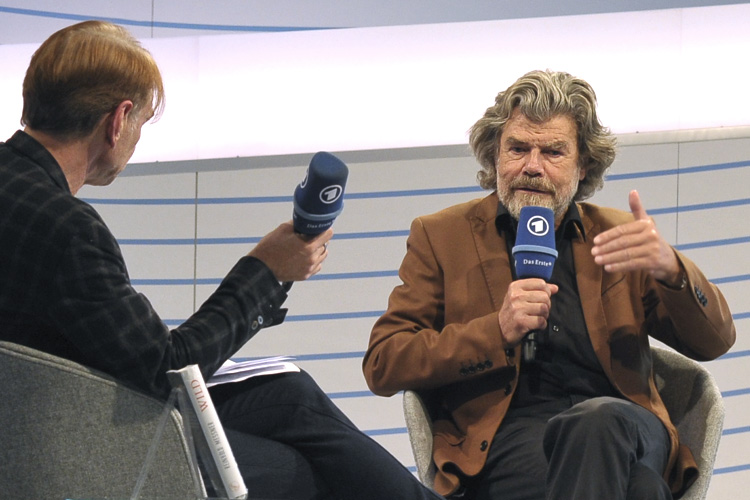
xmin=469 ymin=194 xmax=514 ymax=312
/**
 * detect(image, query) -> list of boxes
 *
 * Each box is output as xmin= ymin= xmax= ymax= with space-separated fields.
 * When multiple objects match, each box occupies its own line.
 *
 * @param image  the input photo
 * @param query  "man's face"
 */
xmin=495 ymin=109 xmax=584 ymax=226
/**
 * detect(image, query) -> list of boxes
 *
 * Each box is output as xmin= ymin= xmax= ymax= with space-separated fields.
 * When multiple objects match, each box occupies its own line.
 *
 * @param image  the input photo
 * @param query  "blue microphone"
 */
xmin=293 ymin=151 xmax=348 ymax=237
xmin=511 ymin=206 xmax=558 ymax=362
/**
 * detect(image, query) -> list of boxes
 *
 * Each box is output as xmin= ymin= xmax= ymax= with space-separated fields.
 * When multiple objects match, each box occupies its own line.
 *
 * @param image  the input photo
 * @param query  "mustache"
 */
xmin=508 ymin=177 xmax=556 ymax=194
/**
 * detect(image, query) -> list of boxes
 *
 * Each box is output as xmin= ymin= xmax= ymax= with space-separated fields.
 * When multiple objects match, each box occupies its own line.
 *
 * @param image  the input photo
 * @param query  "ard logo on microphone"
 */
xmin=527 ymin=215 xmax=550 ymax=237
xmin=319 ymin=185 xmax=344 ymax=204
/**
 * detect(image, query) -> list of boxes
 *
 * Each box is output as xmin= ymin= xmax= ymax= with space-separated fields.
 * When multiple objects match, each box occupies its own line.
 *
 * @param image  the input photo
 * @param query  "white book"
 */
xmin=167 ymin=365 xmax=248 ymax=500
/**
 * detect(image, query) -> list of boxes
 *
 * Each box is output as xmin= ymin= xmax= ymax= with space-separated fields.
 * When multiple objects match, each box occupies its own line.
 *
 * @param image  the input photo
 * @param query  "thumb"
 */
xmin=629 ymin=190 xmax=649 ymax=221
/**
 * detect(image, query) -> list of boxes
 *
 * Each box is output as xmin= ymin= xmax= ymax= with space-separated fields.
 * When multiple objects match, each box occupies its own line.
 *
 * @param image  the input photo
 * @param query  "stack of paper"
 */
xmin=207 ymin=356 xmax=299 ymax=387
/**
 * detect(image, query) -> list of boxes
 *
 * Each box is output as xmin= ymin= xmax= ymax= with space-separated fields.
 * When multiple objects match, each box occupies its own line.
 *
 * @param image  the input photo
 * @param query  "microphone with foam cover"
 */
xmin=511 ymin=206 xmax=558 ymax=362
xmin=293 ymin=151 xmax=348 ymax=236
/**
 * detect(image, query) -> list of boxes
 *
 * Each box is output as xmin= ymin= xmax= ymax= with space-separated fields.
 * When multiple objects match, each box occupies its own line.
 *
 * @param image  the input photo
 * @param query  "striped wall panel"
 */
xmin=78 ymin=132 xmax=750 ymax=498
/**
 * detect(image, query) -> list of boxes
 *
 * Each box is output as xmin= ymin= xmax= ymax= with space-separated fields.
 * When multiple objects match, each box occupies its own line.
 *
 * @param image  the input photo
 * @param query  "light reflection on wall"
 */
xmin=1 ymin=4 xmax=748 ymax=163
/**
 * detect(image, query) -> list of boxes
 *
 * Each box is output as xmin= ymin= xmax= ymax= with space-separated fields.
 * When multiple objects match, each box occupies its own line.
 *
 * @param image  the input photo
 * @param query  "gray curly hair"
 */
xmin=469 ymin=70 xmax=616 ymax=201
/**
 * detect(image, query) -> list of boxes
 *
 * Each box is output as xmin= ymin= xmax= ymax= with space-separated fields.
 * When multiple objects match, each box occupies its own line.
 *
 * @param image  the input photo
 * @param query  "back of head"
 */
xmin=469 ymin=69 xmax=616 ymax=201
xmin=21 ymin=20 xmax=164 ymax=139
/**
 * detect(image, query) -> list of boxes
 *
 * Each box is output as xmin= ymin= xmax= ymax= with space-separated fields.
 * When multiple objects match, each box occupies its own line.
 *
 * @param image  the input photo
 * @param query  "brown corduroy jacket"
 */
xmin=363 ymin=193 xmax=735 ymax=497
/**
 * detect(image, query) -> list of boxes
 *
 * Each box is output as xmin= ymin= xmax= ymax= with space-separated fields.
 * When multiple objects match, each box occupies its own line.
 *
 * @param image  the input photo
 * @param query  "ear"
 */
xmin=105 ymin=100 xmax=135 ymax=147
xmin=578 ymin=165 xmax=587 ymax=181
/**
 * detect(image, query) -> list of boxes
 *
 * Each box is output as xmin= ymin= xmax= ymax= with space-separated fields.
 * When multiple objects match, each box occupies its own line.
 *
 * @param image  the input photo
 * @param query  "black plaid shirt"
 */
xmin=0 ymin=131 xmax=288 ymax=398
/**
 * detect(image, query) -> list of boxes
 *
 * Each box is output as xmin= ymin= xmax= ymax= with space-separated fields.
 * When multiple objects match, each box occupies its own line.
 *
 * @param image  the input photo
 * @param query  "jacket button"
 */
xmin=480 ymin=440 xmax=489 ymax=452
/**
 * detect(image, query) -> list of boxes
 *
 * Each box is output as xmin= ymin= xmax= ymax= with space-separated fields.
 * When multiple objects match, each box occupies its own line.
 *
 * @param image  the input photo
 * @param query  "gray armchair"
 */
xmin=0 ymin=340 xmax=205 ymax=499
xmin=403 ymin=346 xmax=725 ymax=500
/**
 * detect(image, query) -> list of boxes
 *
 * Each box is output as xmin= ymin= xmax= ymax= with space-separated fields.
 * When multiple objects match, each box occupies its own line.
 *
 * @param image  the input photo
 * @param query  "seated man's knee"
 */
xmin=545 ymin=397 xmax=633 ymax=441
xmin=626 ymin=462 xmax=671 ymax=500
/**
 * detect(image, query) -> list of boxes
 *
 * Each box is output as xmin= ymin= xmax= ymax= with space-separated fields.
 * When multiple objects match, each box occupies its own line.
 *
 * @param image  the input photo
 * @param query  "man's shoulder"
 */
xmin=419 ymin=192 xmax=495 ymax=225
xmin=0 ymin=155 xmax=107 ymax=248
xmin=577 ymin=201 xmax=634 ymax=230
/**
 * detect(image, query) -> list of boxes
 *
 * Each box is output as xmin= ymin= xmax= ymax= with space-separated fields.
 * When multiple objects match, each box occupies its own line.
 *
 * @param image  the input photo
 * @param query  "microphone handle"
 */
xmin=522 ymin=331 xmax=539 ymax=363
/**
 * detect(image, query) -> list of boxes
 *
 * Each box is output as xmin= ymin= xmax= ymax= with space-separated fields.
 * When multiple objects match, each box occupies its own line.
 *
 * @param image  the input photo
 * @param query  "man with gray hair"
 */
xmin=364 ymin=70 xmax=735 ymax=499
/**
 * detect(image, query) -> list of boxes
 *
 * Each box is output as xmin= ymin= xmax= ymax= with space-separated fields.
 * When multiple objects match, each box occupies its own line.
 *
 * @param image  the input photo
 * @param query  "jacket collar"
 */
xmin=6 ymin=130 xmax=71 ymax=194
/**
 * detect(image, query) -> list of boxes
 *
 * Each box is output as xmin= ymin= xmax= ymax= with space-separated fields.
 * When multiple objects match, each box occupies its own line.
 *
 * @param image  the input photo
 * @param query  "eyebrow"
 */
xmin=503 ymin=136 xmax=572 ymax=151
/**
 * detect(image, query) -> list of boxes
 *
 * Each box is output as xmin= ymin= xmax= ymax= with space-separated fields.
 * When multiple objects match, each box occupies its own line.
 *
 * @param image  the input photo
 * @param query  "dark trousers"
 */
xmin=209 ymin=370 xmax=443 ymax=500
xmin=459 ymin=397 xmax=672 ymax=500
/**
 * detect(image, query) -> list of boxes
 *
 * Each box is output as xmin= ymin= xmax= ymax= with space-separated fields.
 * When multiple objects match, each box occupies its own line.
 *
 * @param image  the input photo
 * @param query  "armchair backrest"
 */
xmin=0 ymin=340 xmax=203 ymax=499
xmin=650 ymin=346 xmax=724 ymax=500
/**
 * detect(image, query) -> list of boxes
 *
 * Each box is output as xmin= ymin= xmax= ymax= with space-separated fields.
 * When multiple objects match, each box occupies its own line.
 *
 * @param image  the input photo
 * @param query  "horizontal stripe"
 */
xmin=82 ymin=186 xmax=483 ymax=206
xmin=363 ymin=427 xmax=407 ymax=437
xmin=711 ymin=274 xmax=750 ymax=285
xmin=162 ymin=308 xmax=750 ymax=327
xmin=232 ymin=351 xmax=366 ymax=363
xmin=282 ymin=351 xmax=366 ymax=361
xmin=719 ymin=349 xmax=750 ymax=360
xmin=723 ymin=426 xmax=750 ymax=436
xmin=366 ymin=424 xmax=750 ymax=441
xmin=236 ymin=350 xmax=750 ymax=365
xmin=285 ymin=310 xmax=385 ymax=322
xmin=162 ymin=310 xmax=383 ymax=324
xmin=118 ymin=229 xmax=749 ymax=248
xmin=647 ymin=197 xmax=750 ymax=216
xmin=0 ymin=6 xmax=332 ymax=32
xmin=138 ymin=269 xmax=749 ymax=287
xmin=131 ymin=270 xmax=399 ymax=286
xmin=606 ymin=159 xmax=750 ymax=181
xmin=118 ymin=230 xmax=410 ymax=246
xmin=327 ymin=390 xmax=374 ymax=399
xmin=676 ymin=236 xmax=750 ymax=251
xmin=722 ymin=388 xmax=750 ymax=398
xmin=714 ymin=463 xmax=750 ymax=475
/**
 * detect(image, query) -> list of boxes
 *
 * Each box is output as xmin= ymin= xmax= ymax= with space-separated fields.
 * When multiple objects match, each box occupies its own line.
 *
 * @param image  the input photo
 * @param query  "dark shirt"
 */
xmin=0 ymin=130 xmax=288 ymax=398
xmin=495 ymin=202 xmax=620 ymax=410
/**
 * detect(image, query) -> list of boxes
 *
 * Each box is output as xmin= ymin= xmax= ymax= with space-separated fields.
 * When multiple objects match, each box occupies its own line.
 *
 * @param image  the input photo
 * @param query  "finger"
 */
xmin=629 ymin=189 xmax=649 ymax=221
xmin=515 ymin=277 xmax=551 ymax=291
xmin=308 ymin=228 xmax=334 ymax=245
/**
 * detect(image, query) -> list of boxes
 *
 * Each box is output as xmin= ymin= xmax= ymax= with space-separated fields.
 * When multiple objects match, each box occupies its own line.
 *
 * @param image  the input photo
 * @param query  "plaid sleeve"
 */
xmin=48 ymin=212 xmax=288 ymax=398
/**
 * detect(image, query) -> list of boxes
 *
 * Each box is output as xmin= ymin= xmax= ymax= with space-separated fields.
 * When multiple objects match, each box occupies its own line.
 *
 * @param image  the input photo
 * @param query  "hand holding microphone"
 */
xmin=250 ymin=151 xmax=348 ymax=283
xmin=293 ymin=151 xmax=348 ymax=238
xmin=249 ymin=222 xmax=332 ymax=283
xmin=502 ymin=206 xmax=558 ymax=363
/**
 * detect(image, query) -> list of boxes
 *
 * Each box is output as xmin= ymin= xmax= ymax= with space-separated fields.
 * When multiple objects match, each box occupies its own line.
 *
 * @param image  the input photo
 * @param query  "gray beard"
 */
xmin=498 ymin=179 xmax=579 ymax=224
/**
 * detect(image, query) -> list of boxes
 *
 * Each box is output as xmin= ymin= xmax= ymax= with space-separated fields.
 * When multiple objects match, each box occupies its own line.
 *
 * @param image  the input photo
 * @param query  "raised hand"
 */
xmin=591 ymin=190 xmax=682 ymax=285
